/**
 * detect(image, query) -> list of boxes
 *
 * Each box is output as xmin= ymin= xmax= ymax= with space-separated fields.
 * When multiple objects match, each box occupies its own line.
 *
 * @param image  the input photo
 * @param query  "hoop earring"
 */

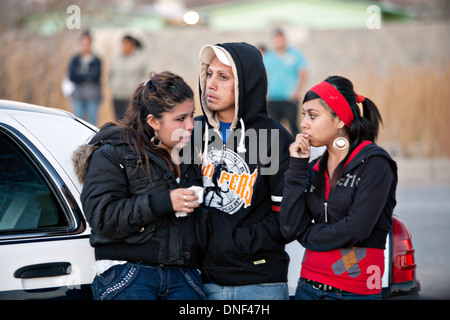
xmin=333 ymin=128 xmax=349 ymax=152
xmin=151 ymin=130 xmax=161 ymax=149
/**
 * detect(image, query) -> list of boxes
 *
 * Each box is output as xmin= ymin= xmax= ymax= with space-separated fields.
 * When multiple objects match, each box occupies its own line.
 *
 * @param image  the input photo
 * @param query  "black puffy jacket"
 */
xmin=73 ymin=125 xmax=206 ymax=268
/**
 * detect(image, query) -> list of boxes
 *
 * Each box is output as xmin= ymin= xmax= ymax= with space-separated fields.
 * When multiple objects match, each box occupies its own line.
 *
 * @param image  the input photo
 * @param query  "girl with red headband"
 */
xmin=280 ymin=76 xmax=397 ymax=300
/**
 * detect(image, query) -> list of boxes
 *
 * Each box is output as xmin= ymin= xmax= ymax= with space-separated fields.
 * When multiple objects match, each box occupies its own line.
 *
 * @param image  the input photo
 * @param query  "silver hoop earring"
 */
xmin=151 ymin=130 xmax=161 ymax=149
xmin=333 ymin=129 xmax=349 ymax=152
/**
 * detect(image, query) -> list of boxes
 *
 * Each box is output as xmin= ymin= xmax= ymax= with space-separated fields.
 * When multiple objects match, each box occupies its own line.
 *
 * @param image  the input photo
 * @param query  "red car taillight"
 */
xmin=392 ymin=216 xmax=417 ymax=283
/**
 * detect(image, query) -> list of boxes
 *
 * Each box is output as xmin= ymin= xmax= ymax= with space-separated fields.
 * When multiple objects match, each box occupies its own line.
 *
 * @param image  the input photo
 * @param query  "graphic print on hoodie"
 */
xmin=195 ymin=42 xmax=294 ymax=286
xmin=201 ymin=146 xmax=258 ymax=214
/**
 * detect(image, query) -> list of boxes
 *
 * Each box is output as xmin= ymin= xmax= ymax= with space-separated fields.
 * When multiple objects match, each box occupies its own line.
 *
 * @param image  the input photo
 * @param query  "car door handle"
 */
xmin=14 ymin=262 xmax=72 ymax=279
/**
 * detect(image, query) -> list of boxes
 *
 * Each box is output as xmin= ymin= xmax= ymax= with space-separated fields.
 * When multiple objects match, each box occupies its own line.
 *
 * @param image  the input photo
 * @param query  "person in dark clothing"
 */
xmin=68 ymin=30 xmax=102 ymax=125
xmin=280 ymin=76 xmax=397 ymax=300
xmin=196 ymin=42 xmax=293 ymax=300
xmin=72 ymin=71 xmax=206 ymax=300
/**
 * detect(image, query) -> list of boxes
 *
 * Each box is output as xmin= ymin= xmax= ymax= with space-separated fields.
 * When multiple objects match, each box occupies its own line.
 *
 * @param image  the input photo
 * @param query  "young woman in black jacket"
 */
xmin=73 ymin=71 xmax=206 ymax=300
xmin=280 ymin=76 xmax=397 ymax=300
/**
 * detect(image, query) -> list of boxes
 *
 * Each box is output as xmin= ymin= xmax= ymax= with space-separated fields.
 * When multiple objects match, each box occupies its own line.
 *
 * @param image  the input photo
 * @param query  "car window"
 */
xmin=0 ymin=132 xmax=69 ymax=233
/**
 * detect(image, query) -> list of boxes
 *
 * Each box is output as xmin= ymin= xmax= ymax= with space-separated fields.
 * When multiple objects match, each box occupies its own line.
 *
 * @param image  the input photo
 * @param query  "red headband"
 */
xmin=309 ymin=81 xmax=354 ymax=127
xmin=355 ymin=93 xmax=365 ymax=103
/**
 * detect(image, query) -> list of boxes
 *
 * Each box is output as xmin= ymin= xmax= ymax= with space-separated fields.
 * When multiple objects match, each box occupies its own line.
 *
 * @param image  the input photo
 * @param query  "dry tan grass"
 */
xmin=1 ymin=27 xmax=449 ymax=157
xmin=363 ymin=63 xmax=450 ymax=157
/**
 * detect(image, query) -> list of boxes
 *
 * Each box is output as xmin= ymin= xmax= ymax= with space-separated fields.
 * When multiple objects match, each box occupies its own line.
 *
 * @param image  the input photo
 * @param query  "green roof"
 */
xmin=199 ymin=0 xmax=411 ymax=30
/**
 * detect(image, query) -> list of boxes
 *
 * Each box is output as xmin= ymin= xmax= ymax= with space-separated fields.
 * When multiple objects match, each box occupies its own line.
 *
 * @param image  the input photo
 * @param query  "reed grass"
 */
xmin=1 ymin=28 xmax=449 ymax=157
xmin=362 ymin=62 xmax=450 ymax=157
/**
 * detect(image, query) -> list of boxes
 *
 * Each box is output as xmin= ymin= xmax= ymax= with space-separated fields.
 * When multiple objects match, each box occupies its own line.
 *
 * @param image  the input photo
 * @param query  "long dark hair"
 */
xmin=119 ymin=71 xmax=194 ymax=178
xmin=303 ymin=75 xmax=383 ymax=190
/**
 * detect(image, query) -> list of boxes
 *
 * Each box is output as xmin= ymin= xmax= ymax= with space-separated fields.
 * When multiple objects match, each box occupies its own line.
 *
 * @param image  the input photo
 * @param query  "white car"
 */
xmin=0 ymin=100 xmax=420 ymax=299
xmin=0 ymin=100 xmax=96 ymax=299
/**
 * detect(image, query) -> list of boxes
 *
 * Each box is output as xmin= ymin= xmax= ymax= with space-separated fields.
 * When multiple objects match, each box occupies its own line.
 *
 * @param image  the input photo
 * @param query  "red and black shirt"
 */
xmin=280 ymin=142 xmax=397 ymax=294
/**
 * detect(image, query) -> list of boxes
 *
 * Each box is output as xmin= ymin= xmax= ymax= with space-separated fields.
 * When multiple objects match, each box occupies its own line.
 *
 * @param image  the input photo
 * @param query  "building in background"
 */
xmin=2 ymin=0 xmax=448 ymax=34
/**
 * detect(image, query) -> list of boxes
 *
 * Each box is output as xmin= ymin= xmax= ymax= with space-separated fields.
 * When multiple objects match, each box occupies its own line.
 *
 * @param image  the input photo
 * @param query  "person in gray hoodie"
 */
xmin=109 ymin=34 xmax=149 ymax=120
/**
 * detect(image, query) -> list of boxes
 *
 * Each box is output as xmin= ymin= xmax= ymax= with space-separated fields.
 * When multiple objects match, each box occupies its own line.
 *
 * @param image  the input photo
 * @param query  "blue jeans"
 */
xmin=72 ymin=98 xmax=99 ymax=125
xmin=204 ymin=282 xmax=289 ymax=300
xmin=295 ymin=278 xmax=381 ymax=300
xmin=92 ymin=263 xmax=205 ymax=300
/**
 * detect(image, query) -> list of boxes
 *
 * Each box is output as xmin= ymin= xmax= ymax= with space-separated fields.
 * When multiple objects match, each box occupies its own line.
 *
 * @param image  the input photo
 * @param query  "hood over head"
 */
xmin=199 ymin=42 xmax=268 ymax=131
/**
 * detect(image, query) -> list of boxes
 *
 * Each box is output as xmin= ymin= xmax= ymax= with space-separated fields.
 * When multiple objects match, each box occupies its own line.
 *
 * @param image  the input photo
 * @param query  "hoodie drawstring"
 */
xmin=202 ymin=123 xmax=210 ymax=166
xmin=237 ymin=118 xmax=247 ymax=153
xmin=202 ymin=118 xmax=247 ymax=165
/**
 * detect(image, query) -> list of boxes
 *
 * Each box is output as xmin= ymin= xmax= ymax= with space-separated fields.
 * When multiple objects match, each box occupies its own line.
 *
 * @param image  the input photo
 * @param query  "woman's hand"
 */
xmin=170 ymin=188 xmax=199 ymax=213
xmin=289 ymin=133 xmax=311 ymax=158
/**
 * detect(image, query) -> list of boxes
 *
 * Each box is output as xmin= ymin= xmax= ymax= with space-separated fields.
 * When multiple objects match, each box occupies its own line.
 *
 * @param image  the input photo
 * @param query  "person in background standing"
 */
xmin=109 ymin=34 xmax=149 ymax=121
xmin=264 ymin=29 xmax=308 ymax=137
xmin=68 ymin=30 xmax=102 ymax=125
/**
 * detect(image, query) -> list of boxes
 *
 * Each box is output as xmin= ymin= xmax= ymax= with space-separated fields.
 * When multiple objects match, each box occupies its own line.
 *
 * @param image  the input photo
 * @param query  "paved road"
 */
xmin=394 ymin=183 xmax=450 ymax=299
